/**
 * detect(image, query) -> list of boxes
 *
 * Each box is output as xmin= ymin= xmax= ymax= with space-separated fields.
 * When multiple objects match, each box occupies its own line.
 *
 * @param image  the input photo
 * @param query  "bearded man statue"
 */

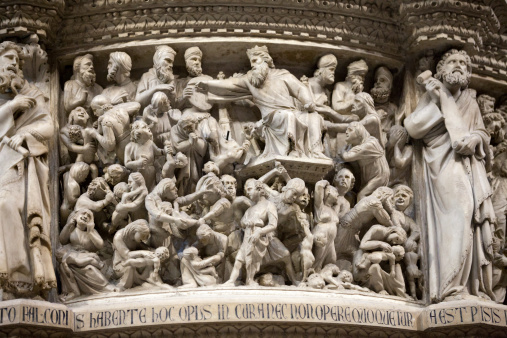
xmin=0 ymin=41 xmax=57 ymax=299
xmin=63 ymin=53 xmax=103 ymax=114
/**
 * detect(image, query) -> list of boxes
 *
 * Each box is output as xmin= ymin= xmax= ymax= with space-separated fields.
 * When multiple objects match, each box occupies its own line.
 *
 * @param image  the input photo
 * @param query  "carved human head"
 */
xmin=477 ymin=94 xmax=496 ymax=116
xmin=203 ymin=161 xmax=220 ymax=176
xmin=151 ymin=91 xmax=170 ymax=114
xmin=70 ymin=208 xmax=94 ymax=231
xmin=346 ymin=59 xmax=368 ymax=84
xmin=130 ymin=120 xmax=153 ymax=143
xmin=113 ymin=182 xmax=130 ymax=202
xmin=68 ymin=125 xmax=83 ymax=143
xmin=69 ymin=162 xmax=90 ymax=183
xmin=251 ymin=180 xmax=268 ymax=202
xmin=125 ymin=219 xmax=150 ymax=244
xmin=373 ymin=186 xmax=394 ymax=203
xmin=392 ymin=185 xmax=413 ymax=212
xmin=158 ymin=178 xmax=178 ymax=201
xmin=107 ymin=51 xmax=132 ymax=83
xmin=338 ymin=270 xmax=353 ymax=283
xmin=73 ymin=54 xmax=96 ymax=87
xmin=184 ymin=47 xmax=203 ymax=77
xmin=345 ymin=121 xmax=369 ymax=146
xmin=90 ymin=95 xmax=112 ymax=117
xmin=257 ymin=273 xmax=275 ymax=287
xmin=153 ymin=45 xmax=176 ymax=83
xmin=247 ymin=45 xmax=273 ymax=88
xmin=392 ymin=245 xmax=405 ymax=261
xmin=386 ymin=226 xmax=407 ymax=246
xmin=221 ymin=174 xmax=237 ymax=199
xmin=178 ymin=112 xmax=198 ymax=134
xmin=315 ymin=54 xmax=338 ymax=85
xmin=244 ymin=178 xmax=257 ymax=200
xmin=128 ymin=172 xmax=146 ymax=190
xmin=282 ymin=178 xmax=306 ymax=204
xmin=155 ymin=247 xmax=170 ymax=261
xmin=87 ymin=177 xmax=109 ymax=199
xmin=352 ymin=92 xmax=375 ymax=117
xmin=246 ymin=45 xmax=274 ymax=68
xmin=297 ymin=187 xmax=310 ymax=209
xmin=371 ymin=66 xmax=393 ymax=104
xmin=483 ymin=112 xmax=505 ymax=138
xmin=104 ymin=164 xmax=128 ymax=186
xmin=333 ymin=168 xmax=355 ymax=195
xmin=0 ymin=41 xmax=25 ymax=95
xmin=196 ymin=223 xmax=213 ymax=244
xmin=68 ymin=106 xmax=90 ymax=126
xmin=174 ymin=152 xmax=188 ymax=168
xmin=435 ymin=49 xmax=472 ymax=89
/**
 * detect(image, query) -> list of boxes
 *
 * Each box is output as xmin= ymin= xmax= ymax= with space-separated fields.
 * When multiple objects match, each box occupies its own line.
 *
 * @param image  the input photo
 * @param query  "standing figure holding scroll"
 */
xmin=404 ymin=49 xmax=496 ymax=302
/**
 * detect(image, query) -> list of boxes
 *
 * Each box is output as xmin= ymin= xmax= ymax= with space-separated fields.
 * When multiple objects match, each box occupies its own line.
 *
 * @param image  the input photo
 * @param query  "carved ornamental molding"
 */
xmin=0 ymin=1 xmax=506 ymax=80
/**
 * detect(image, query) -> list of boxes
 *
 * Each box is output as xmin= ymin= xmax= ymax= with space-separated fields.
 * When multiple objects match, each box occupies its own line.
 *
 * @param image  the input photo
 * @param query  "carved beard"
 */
xmin=441 ymin=69 xmax=470 ymax=88
xmin=187 ymin=64 xmax=202 ymax=77
xmin=224 ymin=187 xmax=236 ymax=199
xmin=370 ymin=86 xmax=391 ymax=103
xmin=248 ymin=61 xmax=269 ymax=88
xmin=155 ymin=64 xmax=174 ymax=84
xmin=0 ymin=69 xmax=24 ymax=95
xmin=81 ymin=70 xmax=96 ymax=87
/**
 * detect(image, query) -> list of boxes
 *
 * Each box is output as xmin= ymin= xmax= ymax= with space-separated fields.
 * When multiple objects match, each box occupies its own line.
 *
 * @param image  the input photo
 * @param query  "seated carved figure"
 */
xmin=122 ymin=247 xmax=172 ymax=290
xmin=57 ymin=209 xmax=116 ymax=301
xmin=113 ymin=220 xmax=170 ymax=290
xmin=180 ymin=247 xmax=218 ymax=287
xmin=353 ymin=225 xmax=410 ymax=298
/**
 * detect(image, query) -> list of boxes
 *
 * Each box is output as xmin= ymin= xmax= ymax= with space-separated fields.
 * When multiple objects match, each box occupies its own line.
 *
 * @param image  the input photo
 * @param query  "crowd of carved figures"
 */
xmin=1 ymin=39 xmax=506 ymax=304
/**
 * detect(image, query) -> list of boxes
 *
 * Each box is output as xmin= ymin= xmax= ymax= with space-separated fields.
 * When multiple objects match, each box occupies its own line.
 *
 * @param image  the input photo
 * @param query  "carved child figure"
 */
xmin=180 ymin=247 xmax=219 ymax=287
xmin=123 ymin=247 xmax=172 ymax=289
